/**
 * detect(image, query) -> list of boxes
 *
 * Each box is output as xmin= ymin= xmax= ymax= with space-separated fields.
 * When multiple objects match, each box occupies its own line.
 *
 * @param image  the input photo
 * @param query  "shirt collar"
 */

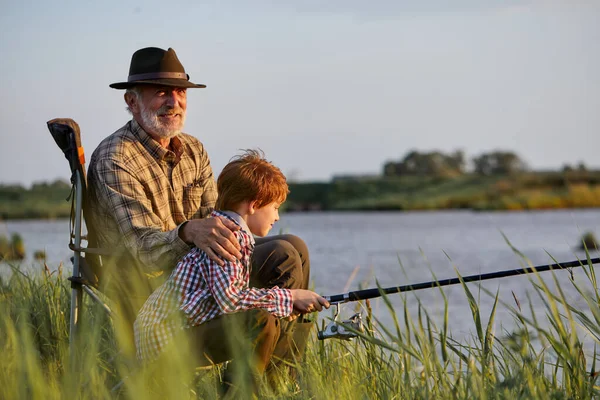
xmin=129 ymin=118 xmax=183 ymax=164
xmin=220 ymin=211 xmax=255 ymax=245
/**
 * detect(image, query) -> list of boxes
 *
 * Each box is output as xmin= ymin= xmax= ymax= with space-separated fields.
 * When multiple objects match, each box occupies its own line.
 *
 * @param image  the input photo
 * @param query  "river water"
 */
xmin=2 ymin=209 xmax=600 ymax=346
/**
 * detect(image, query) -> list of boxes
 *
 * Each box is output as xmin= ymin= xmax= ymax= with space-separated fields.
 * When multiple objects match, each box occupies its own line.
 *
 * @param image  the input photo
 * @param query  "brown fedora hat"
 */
xmin=109 ymin=47 xmax=206 ymax=89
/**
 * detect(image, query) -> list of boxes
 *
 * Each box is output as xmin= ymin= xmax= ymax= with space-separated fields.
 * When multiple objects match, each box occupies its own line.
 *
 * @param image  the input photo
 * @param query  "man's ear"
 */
xmin=125 ymin=91 xmax=139 ymax=114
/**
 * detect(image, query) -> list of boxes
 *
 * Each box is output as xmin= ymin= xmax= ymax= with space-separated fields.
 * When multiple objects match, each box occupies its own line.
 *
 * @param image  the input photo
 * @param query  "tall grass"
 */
xmin=1 ymin=254 xmax=600 ymax=399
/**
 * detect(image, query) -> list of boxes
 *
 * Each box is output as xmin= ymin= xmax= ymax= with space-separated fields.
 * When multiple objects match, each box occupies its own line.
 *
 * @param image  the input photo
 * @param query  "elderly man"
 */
xmin=86 ymin=47 xmax=314 ymax=372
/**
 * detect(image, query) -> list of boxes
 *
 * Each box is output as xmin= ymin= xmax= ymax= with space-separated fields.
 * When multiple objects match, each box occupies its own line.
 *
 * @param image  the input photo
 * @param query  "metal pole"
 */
xmin=324 ymin=257 xmax=600 ymax=304
xmin=69 ymin=170 xmax=84 ymax=363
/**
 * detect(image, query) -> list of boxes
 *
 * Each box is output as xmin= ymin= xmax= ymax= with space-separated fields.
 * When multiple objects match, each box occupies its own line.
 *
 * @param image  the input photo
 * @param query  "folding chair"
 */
xmin=46 ymin=118 xmax=113 ymax=359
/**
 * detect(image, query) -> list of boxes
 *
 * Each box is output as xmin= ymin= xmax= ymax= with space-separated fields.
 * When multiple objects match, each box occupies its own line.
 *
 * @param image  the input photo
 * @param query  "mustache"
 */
xmin=157 ymin=105 xmax=184 ymax=116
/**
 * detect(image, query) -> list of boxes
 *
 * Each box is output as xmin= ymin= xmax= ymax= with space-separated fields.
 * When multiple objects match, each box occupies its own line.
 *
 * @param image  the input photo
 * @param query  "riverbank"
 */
xmin=287 ymin=171 xmax=600 ymax=212
xmin=2 ymin=171 xmax=600 ymax=220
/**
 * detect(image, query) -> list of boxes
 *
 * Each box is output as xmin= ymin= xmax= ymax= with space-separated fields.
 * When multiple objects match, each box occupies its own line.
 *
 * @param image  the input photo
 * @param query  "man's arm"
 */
xmin=90 ymin=157 xmax=240 ymax=271
xmin=90 ymin=157 xmax=191 ymax=271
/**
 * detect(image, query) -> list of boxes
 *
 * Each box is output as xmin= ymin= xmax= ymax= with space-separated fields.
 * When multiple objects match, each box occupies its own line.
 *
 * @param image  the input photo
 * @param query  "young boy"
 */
xmin=134 ymin=149 xmax=329 ymax=380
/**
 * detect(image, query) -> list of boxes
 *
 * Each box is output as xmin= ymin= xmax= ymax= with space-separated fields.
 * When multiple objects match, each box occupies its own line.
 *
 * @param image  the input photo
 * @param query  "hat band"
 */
xmin=127 ymin=72 xmax=188 ymax=82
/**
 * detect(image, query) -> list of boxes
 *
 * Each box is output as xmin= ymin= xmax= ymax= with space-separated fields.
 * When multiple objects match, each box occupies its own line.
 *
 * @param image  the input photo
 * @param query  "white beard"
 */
xmin=139 ymin=102 xmax=186 ymax=139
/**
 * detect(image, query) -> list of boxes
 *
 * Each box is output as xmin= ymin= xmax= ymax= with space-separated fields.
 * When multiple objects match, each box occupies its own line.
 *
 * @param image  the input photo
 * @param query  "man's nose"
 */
xmin=165 ymin=90 xmax=179 ymax=107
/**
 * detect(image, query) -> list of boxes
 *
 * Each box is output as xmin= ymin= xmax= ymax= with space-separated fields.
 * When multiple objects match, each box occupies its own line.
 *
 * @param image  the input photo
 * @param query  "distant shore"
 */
xmin=285 ymin=171 xmax=600 ymax=212
xmin=1 ymin=171 xmax=600 ymax=220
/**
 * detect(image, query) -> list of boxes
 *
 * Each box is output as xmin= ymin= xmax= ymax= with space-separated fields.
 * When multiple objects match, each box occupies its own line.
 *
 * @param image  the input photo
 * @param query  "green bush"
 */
xmin=0 ymin=233 xmax=26 ymax=261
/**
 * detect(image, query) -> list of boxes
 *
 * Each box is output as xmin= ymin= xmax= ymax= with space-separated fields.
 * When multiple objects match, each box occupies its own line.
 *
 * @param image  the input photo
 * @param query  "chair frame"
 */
xmin=47 ymin=118 xmax=113 ymax=361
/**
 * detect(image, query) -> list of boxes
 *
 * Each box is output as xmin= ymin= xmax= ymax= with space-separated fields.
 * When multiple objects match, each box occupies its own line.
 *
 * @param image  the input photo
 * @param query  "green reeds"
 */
xmin=2 ymin=252 xmax=600 ymax=399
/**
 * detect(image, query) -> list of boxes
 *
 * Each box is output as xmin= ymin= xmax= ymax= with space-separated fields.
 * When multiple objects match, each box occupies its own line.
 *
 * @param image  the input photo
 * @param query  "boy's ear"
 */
xmin=248 ymin=200 xmax=257 ymax=215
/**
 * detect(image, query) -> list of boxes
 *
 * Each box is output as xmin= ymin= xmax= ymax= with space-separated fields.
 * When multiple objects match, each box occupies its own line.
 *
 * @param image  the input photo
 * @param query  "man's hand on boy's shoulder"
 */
xmin=178 ymin=217 xmax=242 ymax=266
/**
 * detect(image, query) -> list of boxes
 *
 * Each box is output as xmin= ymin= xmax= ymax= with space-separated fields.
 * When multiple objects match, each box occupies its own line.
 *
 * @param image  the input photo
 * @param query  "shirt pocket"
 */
xmin=182 ymin=184 xmax=205 ymax=218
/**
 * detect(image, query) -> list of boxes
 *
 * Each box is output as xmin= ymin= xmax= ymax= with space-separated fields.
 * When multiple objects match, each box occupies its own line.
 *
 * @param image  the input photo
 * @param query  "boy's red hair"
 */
xmin=216 ymin=149 xmax=289 ymax=211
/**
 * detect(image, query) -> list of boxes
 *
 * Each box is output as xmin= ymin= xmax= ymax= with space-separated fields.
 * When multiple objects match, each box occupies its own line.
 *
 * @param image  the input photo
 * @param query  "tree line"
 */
xmin=383 ymin=150 xmax=589 ymax=178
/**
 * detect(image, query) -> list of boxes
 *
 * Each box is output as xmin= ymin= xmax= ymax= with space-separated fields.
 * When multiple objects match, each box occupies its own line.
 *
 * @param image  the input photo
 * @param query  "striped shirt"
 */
xmin=134 ymin=210 xmax=293 ymax=361
xmin=86 ymin=118 xmax=218 ymax=274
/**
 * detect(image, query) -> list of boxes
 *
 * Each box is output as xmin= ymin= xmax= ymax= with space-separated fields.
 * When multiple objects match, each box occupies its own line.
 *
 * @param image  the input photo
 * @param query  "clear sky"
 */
xmin=1 ymin=0 xmax=598 ymax=186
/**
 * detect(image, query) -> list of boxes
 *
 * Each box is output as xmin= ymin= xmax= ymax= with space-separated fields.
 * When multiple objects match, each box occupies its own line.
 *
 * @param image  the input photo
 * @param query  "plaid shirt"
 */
xmin=86 ymin=119 xmax=217 ymax=273
xmin=134 ymin=210 xmax=293 ymax=362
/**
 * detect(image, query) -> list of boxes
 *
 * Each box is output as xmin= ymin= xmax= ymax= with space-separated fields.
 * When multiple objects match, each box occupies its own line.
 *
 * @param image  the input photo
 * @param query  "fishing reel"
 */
xmin=317 ymin=304 xmax=364 ymax=340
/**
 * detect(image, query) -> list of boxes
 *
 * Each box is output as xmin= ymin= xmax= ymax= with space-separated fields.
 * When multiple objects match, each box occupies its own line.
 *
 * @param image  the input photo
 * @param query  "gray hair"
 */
xmin=125 ymin=87 xmax=142 ymax=114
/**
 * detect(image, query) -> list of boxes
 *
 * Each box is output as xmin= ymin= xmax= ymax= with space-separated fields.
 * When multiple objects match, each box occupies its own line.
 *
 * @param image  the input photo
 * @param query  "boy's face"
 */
xmin=247 ymin=201 xmax=281 ymax=237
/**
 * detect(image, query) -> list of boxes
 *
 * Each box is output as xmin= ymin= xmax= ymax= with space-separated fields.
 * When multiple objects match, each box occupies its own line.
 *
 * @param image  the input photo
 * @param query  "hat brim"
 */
xmin=109 ymin=78 xmax=206 ymax=90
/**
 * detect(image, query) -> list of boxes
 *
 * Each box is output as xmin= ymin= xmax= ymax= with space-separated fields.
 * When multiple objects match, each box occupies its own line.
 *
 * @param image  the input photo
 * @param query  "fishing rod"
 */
xmin=324 ymin=257 xmax=600 ymax=304
xmin=317 ymin=257 xmax=600 ymax=340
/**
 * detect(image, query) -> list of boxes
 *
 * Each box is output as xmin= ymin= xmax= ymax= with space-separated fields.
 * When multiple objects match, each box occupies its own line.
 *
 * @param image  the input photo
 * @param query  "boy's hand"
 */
xmin=290 ymin=289 xmax=330 ymax=314
xmin=179 ymin=217 xmax=242 ymax=265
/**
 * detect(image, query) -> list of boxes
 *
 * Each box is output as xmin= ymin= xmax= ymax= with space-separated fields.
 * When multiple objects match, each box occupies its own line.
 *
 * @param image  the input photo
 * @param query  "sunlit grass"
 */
xmin=1 ymin=251 xmax=600 ymax=399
